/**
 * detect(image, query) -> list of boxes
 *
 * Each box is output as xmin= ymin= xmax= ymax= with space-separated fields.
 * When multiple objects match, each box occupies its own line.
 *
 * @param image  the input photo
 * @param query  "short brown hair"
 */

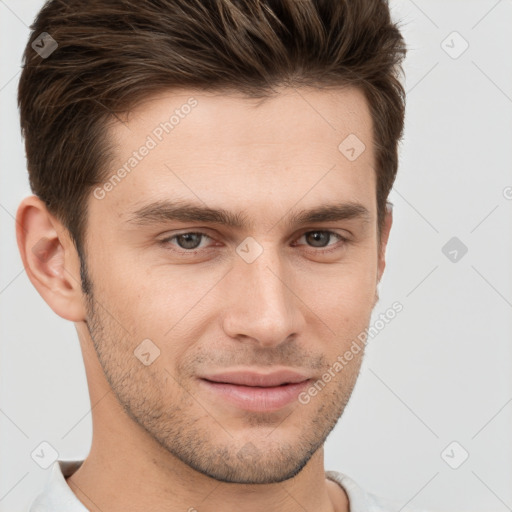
xmin=18 ymin=0 xmax=406 ymax=280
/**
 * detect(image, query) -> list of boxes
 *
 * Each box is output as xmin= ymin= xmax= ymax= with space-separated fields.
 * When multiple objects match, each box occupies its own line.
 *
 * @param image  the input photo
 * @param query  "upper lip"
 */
xmin=200 ymin=369 xmax=311 ymax=387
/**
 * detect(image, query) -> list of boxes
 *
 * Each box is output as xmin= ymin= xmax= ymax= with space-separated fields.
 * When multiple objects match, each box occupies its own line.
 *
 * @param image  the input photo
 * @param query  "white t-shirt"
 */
xmin=28 ymin=460 xmax=430 ymax=512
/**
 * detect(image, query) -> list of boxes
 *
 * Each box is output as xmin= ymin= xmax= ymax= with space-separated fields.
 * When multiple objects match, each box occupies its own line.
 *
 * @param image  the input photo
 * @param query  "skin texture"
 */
xmin=17 ymin=86 xmax=392 ymax=512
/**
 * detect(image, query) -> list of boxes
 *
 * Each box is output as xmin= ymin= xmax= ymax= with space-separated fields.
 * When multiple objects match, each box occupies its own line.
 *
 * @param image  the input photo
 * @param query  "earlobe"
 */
xmin=15 ymin=195 xmax=87 ymax=322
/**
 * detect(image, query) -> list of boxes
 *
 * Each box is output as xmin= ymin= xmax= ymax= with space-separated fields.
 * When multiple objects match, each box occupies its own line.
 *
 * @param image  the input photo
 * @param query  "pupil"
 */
xmin=307 ymin=231 xmax=329 ymax=247
xmin=178 ymin=233 xmax=201 ymax=249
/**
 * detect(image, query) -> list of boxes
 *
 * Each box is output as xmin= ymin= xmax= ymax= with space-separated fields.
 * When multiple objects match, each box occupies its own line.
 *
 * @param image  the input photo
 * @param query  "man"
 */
xmin=17 ymin=1 xmax=420 ymax=511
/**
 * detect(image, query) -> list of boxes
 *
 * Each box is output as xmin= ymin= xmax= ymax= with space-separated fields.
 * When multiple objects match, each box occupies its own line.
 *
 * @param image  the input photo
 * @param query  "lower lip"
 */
xmin=199 ymin=379 xmax=311 ymax=412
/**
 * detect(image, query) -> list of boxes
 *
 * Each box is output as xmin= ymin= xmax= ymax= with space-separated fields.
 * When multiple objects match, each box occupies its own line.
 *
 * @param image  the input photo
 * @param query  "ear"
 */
xmin=15 ymin=195 xmax=87 ymax=322
xmin=373 ymin=202 xmax=393 ymax=306
xmin=377 ymin=202 xmax=393 ymax=283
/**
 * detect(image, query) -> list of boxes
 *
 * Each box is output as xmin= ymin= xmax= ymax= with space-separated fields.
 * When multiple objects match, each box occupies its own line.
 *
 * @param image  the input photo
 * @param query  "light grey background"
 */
xmin=1 ymin=1 xmax=511 ymax=511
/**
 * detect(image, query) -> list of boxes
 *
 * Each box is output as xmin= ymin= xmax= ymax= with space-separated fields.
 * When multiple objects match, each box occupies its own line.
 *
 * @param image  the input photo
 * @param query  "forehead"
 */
xmin=96 ymin=86 xmax=376 ymax=226
xmin=117 ymin=85 xmax=373 ymax=146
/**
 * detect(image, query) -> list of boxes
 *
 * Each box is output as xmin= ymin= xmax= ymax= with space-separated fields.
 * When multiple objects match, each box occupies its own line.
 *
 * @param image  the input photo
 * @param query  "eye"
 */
xmin=294 ymin=230 xmax=347 ymax=252
xmin=161 ymin=231 xmax=213 ymax=251
xmin=159 ymin=229 xmax=348 ymax=255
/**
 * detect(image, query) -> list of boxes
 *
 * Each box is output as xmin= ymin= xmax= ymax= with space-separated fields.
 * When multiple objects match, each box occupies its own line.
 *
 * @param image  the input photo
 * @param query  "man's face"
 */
xmin=81 ymin=86 xmax=386 ymax=484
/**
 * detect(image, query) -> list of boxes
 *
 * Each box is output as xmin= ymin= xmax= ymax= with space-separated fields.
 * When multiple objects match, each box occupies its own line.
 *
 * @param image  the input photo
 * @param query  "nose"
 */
xmin=221 ymin=245 xmax=305 ymax=348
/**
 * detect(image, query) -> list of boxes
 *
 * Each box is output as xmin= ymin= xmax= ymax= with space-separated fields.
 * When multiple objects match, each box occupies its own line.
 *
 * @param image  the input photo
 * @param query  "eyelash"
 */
xmin=159 ymin=230 xmax=349 ymax=255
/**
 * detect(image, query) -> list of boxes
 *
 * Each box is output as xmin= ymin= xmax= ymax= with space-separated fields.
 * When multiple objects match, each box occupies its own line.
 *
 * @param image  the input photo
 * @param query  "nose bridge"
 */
xmin=222 ymin=241 xmax=301 ymax=346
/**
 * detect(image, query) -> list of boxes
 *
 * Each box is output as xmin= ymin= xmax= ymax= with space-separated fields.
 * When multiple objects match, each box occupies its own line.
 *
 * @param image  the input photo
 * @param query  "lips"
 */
xmin=200 ymin=369 xmax=310 ymax=387
xmin=198 ymin=369 xmax=312 ymax=412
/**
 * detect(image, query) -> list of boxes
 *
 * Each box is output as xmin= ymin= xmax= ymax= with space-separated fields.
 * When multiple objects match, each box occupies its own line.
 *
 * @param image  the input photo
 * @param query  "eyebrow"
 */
xmin=126 ymin=199 xmax=372 ymax=230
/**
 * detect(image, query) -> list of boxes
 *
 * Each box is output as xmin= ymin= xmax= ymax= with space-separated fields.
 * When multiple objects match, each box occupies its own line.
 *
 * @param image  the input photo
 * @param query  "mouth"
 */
xmin=198 ymin=369 xmax=312 ymax=412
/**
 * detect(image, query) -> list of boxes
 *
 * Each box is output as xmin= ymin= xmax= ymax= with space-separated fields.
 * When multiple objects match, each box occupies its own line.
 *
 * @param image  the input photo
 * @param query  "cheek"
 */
xmin=87 ymin=251 xmax=173 ymax=338
xmin=303 ymin=268 xmax=377 ymax=356
xmin=300 ymin=256 xmax=377 ymax=320
xmin=89 ymin=255 xmax=213 ymax=368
